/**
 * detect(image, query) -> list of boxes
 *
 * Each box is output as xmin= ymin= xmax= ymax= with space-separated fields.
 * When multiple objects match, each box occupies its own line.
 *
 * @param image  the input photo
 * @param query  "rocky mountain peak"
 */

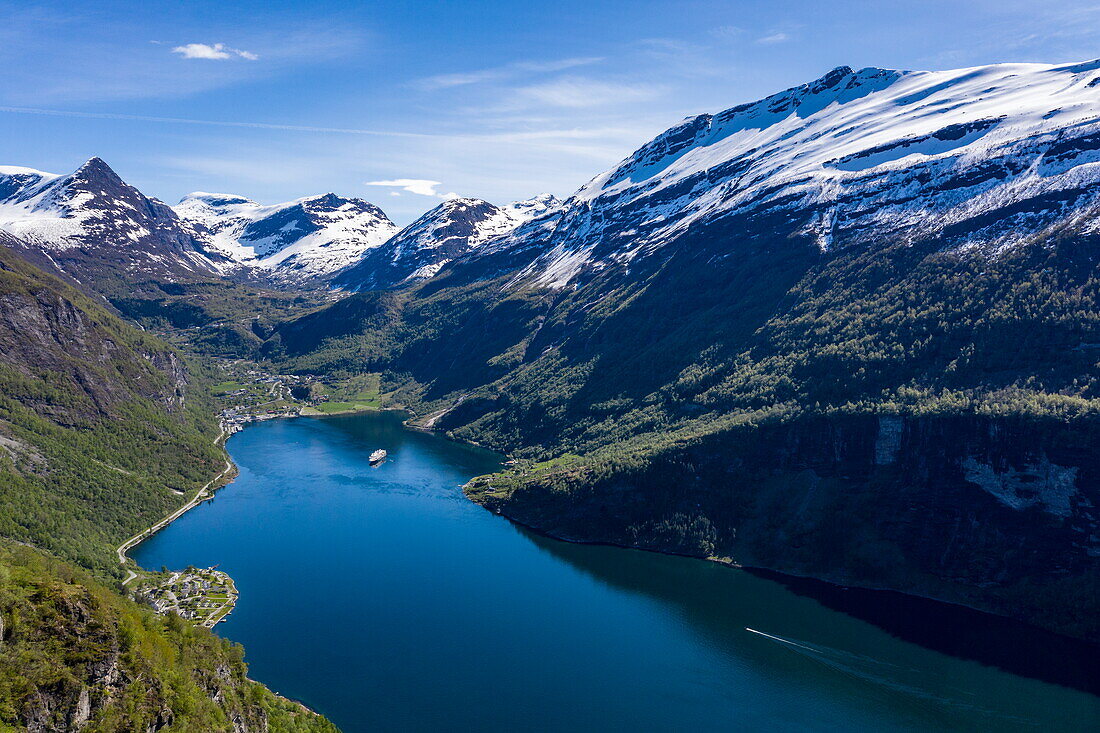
xmin=73 ymin=156 xmax=116 ymax=179
xmin=332 ymin=192 xmax=562 ymax=291
xmin=0 ymin=158 xmax=219 ymax=283
xmin=173 ymin=189 xmax=397 ymax=284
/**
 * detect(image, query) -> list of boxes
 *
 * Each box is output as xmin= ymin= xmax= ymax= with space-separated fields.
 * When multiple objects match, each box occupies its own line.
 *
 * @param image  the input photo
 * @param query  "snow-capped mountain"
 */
xmin=477 ymin=60 xmax=1100 ymax=290
xmin=0 ymin=157 xmax=222 ymax=283
xmin=334 ymin=193 xmax=559 ymax=290
xmin=175 ymin=192 xmax=398 ymax=283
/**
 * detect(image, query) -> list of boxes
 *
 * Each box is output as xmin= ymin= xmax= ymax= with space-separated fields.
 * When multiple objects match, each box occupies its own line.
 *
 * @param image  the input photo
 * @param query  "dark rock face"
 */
xmin=0 ymin=234 xmax=188 ymax=420
xmin=471 ymin=414 xmax=1100 ymax=641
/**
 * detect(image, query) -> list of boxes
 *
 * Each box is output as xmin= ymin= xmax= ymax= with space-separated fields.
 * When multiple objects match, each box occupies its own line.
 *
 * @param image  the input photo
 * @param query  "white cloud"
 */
xmin=756 ymin=33 xmax=790 ymax=44
xmin=172 ymin=42 xmax=259 ymax=61
xmin=365 ymin=178 xmax=458 ymax=198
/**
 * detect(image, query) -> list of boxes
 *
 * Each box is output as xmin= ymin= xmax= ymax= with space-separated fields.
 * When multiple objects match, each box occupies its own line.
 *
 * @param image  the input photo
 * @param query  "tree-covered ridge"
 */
xmin=0 ymin=541 xmax=337 ymax=732
xmin=271 ymin=227 xmax=1100 ymax=460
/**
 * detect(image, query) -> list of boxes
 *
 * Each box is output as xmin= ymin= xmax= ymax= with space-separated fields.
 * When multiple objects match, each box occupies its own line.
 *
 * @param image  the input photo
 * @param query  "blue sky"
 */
xmin=2 ymin=0 xmax=1098 ymax=224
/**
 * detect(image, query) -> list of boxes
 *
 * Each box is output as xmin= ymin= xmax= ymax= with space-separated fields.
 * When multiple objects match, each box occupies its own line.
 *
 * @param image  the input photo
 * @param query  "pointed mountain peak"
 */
xmin=301 ymin=192 xmax=347 ymax=208
xmin=505 ymin=193 xmax=561 ymax=221
xmin=512 ymin=193 xmax=560 ymax=207
xmin=441 ymin=196 xmax=478 ymax=205
xmin=70 ymin=156 xmax=124 ymax=188
xmin=76 ymin=156 xmax=114 ymax=175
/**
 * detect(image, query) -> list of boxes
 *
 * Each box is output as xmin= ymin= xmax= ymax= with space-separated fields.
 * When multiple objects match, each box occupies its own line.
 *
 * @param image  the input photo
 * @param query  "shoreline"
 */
xmin=115 ymin=425 xmax=237 ymax=587
xmin=115 ymin=414 xmax=329 ymax=719
xmin=137 ymin=405 xmax=1073 ymax=648
xmin=115 ymin=401 xmax=393 ymax=586
xmin=464 ymin=489 xmax=1100 ymax=651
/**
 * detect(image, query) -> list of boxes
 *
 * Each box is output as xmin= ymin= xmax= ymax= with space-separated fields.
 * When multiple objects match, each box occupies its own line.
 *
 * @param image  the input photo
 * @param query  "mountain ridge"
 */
xmin=455 ymin=59 xmax=1100 ymax=293
xmin=0 ymin=157 xmax=224 ymax=285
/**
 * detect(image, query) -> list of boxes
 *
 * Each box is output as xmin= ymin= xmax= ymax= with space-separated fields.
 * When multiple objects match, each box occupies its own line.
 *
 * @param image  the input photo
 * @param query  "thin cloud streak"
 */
xmin=416 ymin=56 xmax=604 ymax=90
xmin=0 ymin=105 xmax=648 ymax=157
xmin=0 ymin=105 xmax=440 ymax=138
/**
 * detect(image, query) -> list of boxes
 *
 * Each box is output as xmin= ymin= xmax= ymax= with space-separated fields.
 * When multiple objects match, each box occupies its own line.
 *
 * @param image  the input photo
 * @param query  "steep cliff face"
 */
xmin=469 ymin=414 xmax=1100 ymax=641
xmin=0 ymin=237 xmax=221 ymax=573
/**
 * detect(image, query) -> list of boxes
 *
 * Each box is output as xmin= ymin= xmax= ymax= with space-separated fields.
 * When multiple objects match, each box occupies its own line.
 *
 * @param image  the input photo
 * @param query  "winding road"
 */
xmin=117 ymin=427 xmax=232 ymax=586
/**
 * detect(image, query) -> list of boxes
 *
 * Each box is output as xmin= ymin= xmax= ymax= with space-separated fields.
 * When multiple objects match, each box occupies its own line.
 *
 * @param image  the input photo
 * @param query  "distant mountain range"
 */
xmin=333 ymin=194 xmax=559 ymax=290
xmin=0 ymin=158 xmax=559 ymax=290
xmin=174 ymin=191 xmax=398 ymax=283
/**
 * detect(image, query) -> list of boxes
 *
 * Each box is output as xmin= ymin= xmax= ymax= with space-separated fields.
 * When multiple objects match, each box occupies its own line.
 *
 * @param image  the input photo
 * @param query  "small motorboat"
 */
xmin=369 ymin=449 xmax=387 ymax=464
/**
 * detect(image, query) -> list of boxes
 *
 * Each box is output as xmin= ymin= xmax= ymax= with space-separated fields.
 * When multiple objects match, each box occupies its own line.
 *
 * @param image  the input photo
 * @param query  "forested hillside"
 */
xmin=0 ymin=235 xmax=224 ymax=574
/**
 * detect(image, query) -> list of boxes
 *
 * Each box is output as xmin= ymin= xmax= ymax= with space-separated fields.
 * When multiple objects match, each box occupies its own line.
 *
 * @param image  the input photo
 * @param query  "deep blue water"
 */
xmin=134 ymin=412 xmax=1100 ymax=731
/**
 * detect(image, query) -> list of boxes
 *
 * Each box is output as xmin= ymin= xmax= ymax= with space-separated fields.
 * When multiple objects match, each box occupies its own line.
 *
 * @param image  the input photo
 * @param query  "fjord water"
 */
xmin=133 ymin=412 xmax=1099 ymax=731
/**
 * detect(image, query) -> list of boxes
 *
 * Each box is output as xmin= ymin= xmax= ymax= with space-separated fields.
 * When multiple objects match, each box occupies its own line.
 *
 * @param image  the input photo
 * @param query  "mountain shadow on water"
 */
xmin=515 ymin=526 xmax=1100 ymax=697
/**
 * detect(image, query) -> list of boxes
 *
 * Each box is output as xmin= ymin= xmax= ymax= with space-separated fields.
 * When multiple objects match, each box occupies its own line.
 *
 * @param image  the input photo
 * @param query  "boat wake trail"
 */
xmin=743 ymin=628 xmax=1039 ymax=727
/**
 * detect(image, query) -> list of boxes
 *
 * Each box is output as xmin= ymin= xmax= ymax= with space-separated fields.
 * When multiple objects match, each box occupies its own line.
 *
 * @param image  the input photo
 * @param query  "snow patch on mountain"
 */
xmin=0 ymin=163 xmax=109 ymax=248
xmin=389 ymin=195 xmax=558 ymax=258
xmin=334 ymin=193 xmax=559 ymax=290
xmin=501 ymin=60 xmax=1100 ymax=289
xmin=175 ymin=191 xmax=398 ymax=282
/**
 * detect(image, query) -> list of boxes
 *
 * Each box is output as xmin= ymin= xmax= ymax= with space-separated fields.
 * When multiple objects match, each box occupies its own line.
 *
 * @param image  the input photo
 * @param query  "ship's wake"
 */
xmin=744 ymin=628 xmax=1039 ymax=727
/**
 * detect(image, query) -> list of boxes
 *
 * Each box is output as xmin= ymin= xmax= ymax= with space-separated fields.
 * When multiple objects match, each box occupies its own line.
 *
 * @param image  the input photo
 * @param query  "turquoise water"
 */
xmin=133 ymin=412 xmax=1100 ymax=731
